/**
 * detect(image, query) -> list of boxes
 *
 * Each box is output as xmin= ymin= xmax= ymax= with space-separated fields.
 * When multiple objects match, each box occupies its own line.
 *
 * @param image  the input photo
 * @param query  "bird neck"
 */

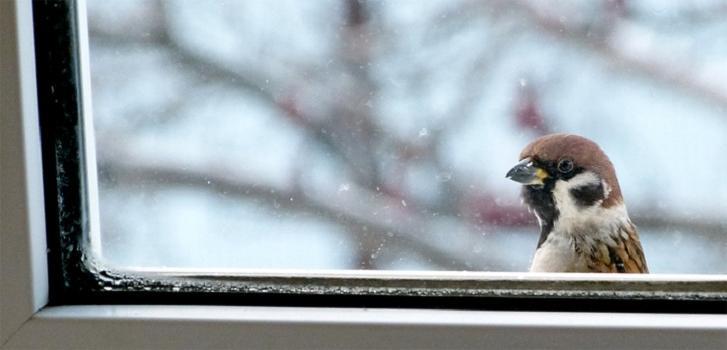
xmin=523 ymin=182 xmax=630 ymax=249
xmin=552 ymin=202 xmax=631 ymax=240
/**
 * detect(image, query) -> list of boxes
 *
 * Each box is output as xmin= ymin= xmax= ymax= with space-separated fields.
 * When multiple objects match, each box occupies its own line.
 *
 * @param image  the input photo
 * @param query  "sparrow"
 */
xmin=506 ymin=133 xmax=648 ymax=273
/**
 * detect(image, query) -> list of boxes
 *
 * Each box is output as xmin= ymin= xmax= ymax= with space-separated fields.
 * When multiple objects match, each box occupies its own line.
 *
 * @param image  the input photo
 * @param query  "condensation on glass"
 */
xmin=85 ymin=0 xmax=727 ymax=276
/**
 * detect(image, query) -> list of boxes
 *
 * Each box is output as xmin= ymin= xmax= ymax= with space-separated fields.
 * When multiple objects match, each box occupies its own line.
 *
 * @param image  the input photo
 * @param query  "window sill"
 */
xmin=4 ymin=305 xmax=727 ymax=349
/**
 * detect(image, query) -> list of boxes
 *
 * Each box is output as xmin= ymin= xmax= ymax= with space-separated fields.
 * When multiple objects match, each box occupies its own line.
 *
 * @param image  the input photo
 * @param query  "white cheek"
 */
xmin=551 ymin=171 xmax=631 ymax=245
xmin=549 ymin=171 xmax=633 ymax=237
xmin=551 ymin=171 xmax=601 ymax=221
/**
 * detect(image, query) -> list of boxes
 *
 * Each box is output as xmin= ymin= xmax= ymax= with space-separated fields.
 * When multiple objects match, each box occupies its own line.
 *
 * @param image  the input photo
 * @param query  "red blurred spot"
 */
xmin=515 ymin=84 xmax=548 ymax=135
xmin=278 ymin=94 xmax=302 ymax=120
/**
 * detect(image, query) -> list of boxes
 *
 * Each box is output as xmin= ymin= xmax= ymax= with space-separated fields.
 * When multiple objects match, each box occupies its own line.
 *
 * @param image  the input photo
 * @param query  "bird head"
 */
xmin=506 ymin=134 xmax=647 ymax=273
xmin=506 ymin=133 xmax=628 ymax=239
xmin=506 ymin=133 xmax=622 ymax=208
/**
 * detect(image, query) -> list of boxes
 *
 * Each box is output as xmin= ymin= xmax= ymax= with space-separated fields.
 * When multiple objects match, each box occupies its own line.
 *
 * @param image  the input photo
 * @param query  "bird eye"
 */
xmin=557 ymin=159 xmax=574 ymax=173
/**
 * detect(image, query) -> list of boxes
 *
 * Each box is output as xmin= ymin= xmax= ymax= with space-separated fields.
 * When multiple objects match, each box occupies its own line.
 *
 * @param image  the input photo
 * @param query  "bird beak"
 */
xmin=506 ymin=158 xmax=549 ymax=185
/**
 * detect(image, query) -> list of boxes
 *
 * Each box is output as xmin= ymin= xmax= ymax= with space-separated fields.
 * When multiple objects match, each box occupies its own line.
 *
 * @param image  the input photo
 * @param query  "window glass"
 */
xmin=86 ymin=0 xmax=727 ymax=273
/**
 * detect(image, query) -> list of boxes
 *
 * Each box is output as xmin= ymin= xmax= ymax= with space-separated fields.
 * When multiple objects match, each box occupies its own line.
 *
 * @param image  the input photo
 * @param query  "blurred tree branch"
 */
xmin=87 ymin=0 xmax=727 ymax=271
xmin=97 ymin=147 xmax=506 ymax=270
xmin=489 ymin=0 xmax=727 ymax=111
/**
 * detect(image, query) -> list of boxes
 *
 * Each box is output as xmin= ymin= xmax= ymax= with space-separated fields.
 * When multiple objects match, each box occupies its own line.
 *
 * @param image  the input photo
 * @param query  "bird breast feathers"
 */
xmin=530 ymin=203 xmax=647 ymax=273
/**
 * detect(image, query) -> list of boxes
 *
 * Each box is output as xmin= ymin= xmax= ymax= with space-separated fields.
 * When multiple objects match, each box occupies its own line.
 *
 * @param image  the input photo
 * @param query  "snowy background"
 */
xmin=86 ymin=0 xmax=727 ymax=273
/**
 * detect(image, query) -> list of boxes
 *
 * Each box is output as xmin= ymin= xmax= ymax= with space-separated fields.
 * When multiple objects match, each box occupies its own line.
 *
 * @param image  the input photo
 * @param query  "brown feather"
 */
xmin=588 ymin=242 xmax=617 ymax=272
xmin=621 ymin=223 xmax=648 ymax=273
xmin=585 ymin=222 xmax=648 ymax=273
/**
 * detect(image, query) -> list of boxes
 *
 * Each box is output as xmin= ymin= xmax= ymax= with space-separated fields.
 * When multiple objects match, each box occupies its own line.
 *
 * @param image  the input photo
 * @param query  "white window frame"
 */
xmin=1 ymin=1 xmax=726 ymax=348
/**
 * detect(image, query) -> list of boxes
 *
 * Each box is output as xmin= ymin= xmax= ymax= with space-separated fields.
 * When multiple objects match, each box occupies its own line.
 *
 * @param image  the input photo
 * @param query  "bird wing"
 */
xmin=587 ymin=222 xmax=648 ymax=273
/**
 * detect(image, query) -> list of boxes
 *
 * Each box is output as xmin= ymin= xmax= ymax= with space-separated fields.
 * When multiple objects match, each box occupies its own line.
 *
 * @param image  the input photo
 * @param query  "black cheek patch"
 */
xmin=570 ymin=181 xmax=605 ymax=207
